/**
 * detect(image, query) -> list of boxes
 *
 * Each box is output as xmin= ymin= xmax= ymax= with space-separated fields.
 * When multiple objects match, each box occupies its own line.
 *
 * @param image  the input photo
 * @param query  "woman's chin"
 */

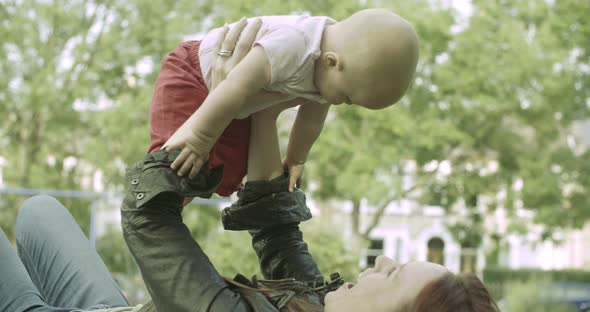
xmin=324 ymin=282 xmax=354 ymax=305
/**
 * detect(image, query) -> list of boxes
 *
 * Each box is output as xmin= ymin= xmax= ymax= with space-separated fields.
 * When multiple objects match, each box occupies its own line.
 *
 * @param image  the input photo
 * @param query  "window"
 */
xmin=427 ymin=237 xmax=445 ymax=265
xmin=366 ymin=238 xmax=384 ymax=267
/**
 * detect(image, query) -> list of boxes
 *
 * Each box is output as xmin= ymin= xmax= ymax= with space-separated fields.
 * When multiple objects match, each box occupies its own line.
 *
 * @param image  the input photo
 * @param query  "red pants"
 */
xmin=148 ymin=41 xmax=250 ymax=196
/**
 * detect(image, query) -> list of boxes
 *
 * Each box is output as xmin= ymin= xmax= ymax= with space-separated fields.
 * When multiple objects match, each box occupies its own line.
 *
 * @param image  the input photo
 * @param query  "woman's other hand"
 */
xmin=211 ymin=17 xmax=263 ymax=91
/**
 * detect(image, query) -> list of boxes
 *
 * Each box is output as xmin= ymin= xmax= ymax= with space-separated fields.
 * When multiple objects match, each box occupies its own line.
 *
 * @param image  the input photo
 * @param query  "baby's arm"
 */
xmin=284 ymin=102 xmax=330 ymax=190
xmin=166 ymin=46 xmax=271 ymax=177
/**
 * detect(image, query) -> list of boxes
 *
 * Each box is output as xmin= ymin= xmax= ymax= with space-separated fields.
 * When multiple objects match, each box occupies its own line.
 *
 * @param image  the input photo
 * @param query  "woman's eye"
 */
xmin=387 ymin=267 xmax=399 ymax=277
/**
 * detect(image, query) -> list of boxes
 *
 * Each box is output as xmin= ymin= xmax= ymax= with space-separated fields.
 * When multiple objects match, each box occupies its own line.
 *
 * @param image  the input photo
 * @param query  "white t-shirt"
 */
xmin=198 ymin=16 xmax=337 ymax=118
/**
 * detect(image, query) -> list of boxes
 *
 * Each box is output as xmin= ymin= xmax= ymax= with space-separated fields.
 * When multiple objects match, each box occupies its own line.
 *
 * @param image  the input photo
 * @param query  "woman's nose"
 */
xmin=375 ymin=255 xmax=399 ymax=272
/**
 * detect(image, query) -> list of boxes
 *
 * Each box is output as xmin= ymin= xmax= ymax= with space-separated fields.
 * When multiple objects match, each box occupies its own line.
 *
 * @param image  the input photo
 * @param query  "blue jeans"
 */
xmin=0 ymin=195 xmax=130 ymax=312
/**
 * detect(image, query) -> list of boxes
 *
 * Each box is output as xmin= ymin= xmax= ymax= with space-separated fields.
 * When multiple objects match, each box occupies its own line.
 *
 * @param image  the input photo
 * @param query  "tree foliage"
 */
xmin=308 ymin=0 xmax=590 ymax=247
xmin=1 ymin=0 xmax=589 ymax=291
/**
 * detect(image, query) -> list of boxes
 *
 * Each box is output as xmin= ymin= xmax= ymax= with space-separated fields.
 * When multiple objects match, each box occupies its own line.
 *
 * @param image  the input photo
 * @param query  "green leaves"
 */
xmin=2 ymin=0 xmax=589 ymax=283
xmin=307 ymin=0 xmax=590 ymax=245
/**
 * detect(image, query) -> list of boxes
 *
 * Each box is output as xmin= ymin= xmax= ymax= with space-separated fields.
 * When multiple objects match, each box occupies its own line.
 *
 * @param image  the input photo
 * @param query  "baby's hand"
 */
xmin=171 ymin=148 xmax=207 ymax=178
xmin=164 ymin=131 xmax=210 ymax=179
xmin=283 ymin=159 xmax=305 ymax=192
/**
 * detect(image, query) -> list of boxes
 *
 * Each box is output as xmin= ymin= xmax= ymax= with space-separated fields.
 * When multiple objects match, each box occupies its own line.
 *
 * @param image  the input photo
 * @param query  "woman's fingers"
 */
xmin=171 ymin=148 xmax=192 ymax=170
xmin=211 ymin=17 xmax=260 ymax=91
xmin=214 ymin=24 xmax=230 ymax=54
xmin=233 ymin=18 xmax=261 ymax=60
xmin=220 ymin=17 xmax=247 ymax=54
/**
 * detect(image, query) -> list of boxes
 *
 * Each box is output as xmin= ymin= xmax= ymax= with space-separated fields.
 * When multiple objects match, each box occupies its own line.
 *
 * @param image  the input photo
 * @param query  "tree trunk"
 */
xmin=18 ymin=137 xmax=32 ymax=187
xmin=351 ymin=198 xmax=361 ymax=238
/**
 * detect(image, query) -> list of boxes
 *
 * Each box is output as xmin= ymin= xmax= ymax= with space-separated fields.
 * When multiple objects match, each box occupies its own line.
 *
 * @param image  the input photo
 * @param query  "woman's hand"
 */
xmin=210 ymin=17 xmax=263 ymax=91
xmin=167 ymin=18 xmax=263 ymax=179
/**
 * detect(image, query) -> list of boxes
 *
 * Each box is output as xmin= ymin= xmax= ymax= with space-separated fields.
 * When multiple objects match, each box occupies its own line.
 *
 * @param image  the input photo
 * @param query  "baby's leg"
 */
xmin=246 ymin=102 xmax=295 ymax=182
xmin=225 ymin=103 xmax=323 ymax=282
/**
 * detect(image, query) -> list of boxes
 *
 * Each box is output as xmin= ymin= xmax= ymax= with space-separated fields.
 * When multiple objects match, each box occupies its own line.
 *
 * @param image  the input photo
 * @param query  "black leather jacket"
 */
xmin=121 ymin=151 xmax=337 ymax=312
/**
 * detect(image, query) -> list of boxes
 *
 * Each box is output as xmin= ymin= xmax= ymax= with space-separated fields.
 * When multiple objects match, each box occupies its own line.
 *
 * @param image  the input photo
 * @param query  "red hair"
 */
xmin=244 ymin=272 xmax=498 ymax=311
xmin=409 ymin=272 xmax=500 ymax=312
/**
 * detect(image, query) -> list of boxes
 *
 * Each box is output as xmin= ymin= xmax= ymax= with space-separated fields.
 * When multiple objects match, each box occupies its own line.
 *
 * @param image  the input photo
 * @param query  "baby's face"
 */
xmin=318 ymin=10 xmax=419 ymax=109
xmin=318 ymin=59 xmax=397 ymax=109
xmin=316 ymin=70 xmax=356 ymax=107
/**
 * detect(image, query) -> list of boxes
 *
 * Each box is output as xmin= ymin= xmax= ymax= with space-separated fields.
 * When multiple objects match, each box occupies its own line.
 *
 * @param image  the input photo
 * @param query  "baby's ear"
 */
xmin=323 ymin=52 xmax=341 ymax=68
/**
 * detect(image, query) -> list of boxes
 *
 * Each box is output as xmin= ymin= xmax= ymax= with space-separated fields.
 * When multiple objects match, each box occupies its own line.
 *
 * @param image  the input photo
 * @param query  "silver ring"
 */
xmin=217 ymin=49 xmax=233 ymax=57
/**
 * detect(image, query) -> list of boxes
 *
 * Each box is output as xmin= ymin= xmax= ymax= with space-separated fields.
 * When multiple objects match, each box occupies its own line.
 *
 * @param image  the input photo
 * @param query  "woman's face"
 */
xmin=324 ymin=256 xmax=448 ymax=312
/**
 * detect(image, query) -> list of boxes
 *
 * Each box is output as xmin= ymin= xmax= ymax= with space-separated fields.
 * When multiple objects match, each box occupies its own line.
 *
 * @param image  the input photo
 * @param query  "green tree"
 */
xmin=4 ymin=0 xmax=589 ymax=288
xmin=308 ymin=0 xmax=590 ymax=257
xmin=307 ymin=0 xmax=457 ymax=241
xmin=97 ymin=227 xmax=139 ymax=275
xmin=429 ymin=0 xmax=590 ymax=237
xmin=0 ymin=0 xmax=215 ymax=239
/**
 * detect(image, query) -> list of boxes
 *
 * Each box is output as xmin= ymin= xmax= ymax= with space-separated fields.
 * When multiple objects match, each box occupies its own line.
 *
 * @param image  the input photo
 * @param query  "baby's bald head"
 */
xmin=324 ymin=9 xmax=419 ymax=109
